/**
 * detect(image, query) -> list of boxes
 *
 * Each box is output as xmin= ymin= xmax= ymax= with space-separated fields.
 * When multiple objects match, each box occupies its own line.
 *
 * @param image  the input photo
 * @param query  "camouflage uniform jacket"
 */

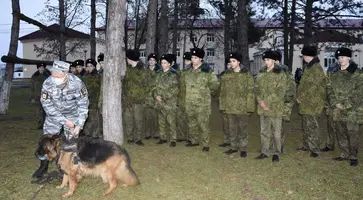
xmin=326 ymin=61 xmax=363 ymax=124
xmin=144 ymin=65 xmax=161 ymax=108
xmin=218 ymin=68 xmax=231 ymax=111
xmin=280 ymin=64 xmax=296 ymax=121
xmin=179 ymin=64 xmax=219 ymax=115
xmin=81 ymin=69 xmax=101 ymax=109
xmin=255 ymin=65 xmax=289 ymax=117
xmin=123 ymin=61 xmax=149 ymax=106
xmin=30 ymin=70 xmax=51 ymax=100
xmin=150 ymin=68 xmax=179 ymax=110
xmin=40 ymin=73 xmax=89 ymax=129
xmin=220 ymin=67 xmax=255 ymax=115
xmin=297 ymin=57 xmax=327 ymax=116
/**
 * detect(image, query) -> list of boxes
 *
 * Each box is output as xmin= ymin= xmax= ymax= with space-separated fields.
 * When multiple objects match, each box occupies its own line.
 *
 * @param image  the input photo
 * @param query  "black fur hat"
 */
xmin=160 ymin=54 xmax=174 ymax=65
xmin=73 ymin=59 xmax=84 ymax=67
xmin=335 ymin=47 xmax=352 ymax=59
xmin=126 ymin=49 xmax=140 ymax=61
xmin=86 ymin=58 xmax=97 ymax=67
xmin=191 ymin=48 xmax=205 ymax=59
xmin=97 ymin=53 xmax=104 ymax=62
xmin=262 ymin=50 xmax=278 ymax=61
xmin=274 ymin=51 xmax=282 ymax=62
xmin=37 ymin=62 xmax=46 ymax=69
xmin=301 ymin=45 xmax=318 ymax=57
xmin=183 ymin=52 xmax=192 ymax=60
xmin=229 ymin=52 xmax=242 ymax=62
xmin=147 ymin=53 xmax=158 ymax=61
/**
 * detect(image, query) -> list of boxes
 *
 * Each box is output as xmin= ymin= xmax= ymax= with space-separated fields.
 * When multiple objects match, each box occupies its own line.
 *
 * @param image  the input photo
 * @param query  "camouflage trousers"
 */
xmin=43 ymin=114 xmax=78 ymax=146
xmin=335 ymin=122 xmax=360 ymax=160
xmin=221 ymin=111 xmax=230 ymax=144
xmin=176 ymin=107 xmax=188 ymax=141
xmin=325 ymin=115 xmax=336 ymax=149
xmin=270 ymin=121 xmax=286 ymax=151
xmin=301 ymin=115 xmax=320 ymax=153
xmin=83 ymin=108 xmax=102 ymax=138
xmin=228 ymin=114 xmax=248 ymax=151
xmin=36 ymin=101 xmax=46 ymax=128
xmin=260 ymin=116 xmax=283 ymax=156
xmin=158 ymin=108 xmax=177 ymax=142
xmin=124 ymin=104 xmax=144 ymax=141
xmin=144 ymin=107 xmax=158 ymax=138
xmin=186 ymin=108 xmax=210 ymax=147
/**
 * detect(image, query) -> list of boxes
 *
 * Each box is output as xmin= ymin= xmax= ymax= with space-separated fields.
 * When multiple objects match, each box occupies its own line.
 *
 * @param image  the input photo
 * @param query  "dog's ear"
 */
xmin=51 ymin=134 xmax=61 ymax=140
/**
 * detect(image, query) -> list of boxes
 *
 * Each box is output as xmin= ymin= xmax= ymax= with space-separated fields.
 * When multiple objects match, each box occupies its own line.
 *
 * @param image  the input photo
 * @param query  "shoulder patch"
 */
xmin=81 ymin=86 xmax=88 ymax=96
xmin=41 ymin=92 xmax=48 ymax=100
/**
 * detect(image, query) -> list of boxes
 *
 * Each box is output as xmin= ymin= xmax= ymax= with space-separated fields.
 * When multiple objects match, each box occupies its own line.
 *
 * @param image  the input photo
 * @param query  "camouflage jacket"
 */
xmin=297 ymin=57 xmax=327 ymax=116
xmin=255 ymin=65 xmax=289 ymax=117
xmin=81 ymin=69 xmax=101 ymax=109
xmin=218 ymin=68 xmax=232 ymax=111
xmin=220 ymin=67 xmax=255 ymax=115
xmin=40 ymin=73 xmax=89 ymax=129
xmin=30 ymin=70 xmax=50 ymax=100
xmin=123 ymin=61 xmax=149 ymax=106
xmin=326 ymin=61 xmax=363 ymax=124
xmin=144 ymin=65 xmax=161 ymax=108
xmin=179 ymin=64 xmax=219 ymax=115
xmin=149 ymin=68 xmax=179 ymax=110
xmin=280 ymin=64 xmax=296 ymax=121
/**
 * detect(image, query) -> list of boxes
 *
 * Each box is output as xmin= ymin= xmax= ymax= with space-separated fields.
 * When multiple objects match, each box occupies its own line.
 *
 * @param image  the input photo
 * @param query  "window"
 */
xmin=140 ymin=50 xmax=145 ymax=58
xmin=190 ymin=34 xmax=197 ymax=42
xmin=207 ymin=34 xmax=215 ymax=42
xmin=207 ymin=49 xmax=215 ymax=57
xmin=176 ymin=49 xmax=181 ymax=57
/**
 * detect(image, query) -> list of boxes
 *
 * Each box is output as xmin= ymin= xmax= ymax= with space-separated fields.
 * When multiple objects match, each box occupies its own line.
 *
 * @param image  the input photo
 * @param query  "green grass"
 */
xmin=0 ymin=87 xmax=362 ymax=200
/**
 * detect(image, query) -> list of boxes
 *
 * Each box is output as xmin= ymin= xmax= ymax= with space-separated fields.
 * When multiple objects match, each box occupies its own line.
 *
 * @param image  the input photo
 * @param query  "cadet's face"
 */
xmin=230 ymin=59 xmax=240 ymax=69
xmin=263 ymin=58 xmax=274 ymax=68
xmin=126 ymin=58 xmax=132 ymax=65
xmin=51 ymin=72 xmax=66 ymax=78
xmin=76 ymin=66 xmax=83 ymax=73
xmin=184 ymin=60 xmax=191 ymax=66
xmin=148 ymin=58 xmax=156 ymax=66
xmin=303 ymin=55 xmax=313 ymax=63
xmin=86 ymin=64 xmax=94 ymax=73
xmin=161 ymin=60 xmax=171 ymax=71
xmin=38 ymin=66 xmax=45 ymax=73
xmin=70 ymin=67 xmax=77 ymax=74
xmin=338 ymin=56 xmax=350 ymax=67
xmin=191 ymin=56 xmax=202 ymax=66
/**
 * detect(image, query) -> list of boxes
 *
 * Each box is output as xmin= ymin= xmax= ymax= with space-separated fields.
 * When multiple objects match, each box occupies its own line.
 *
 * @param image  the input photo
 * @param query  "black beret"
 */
xmin=160 ymin=54 xmax=174 ymax=64
xmin=335 ymin=47 xmax=352 ymax=59
xmin=301 ymin=45 xmax=318 ymax=57
xmin=191 ymin=48 xmax=205 ymax=59
xmin=274 ymin=51 xmax=282 ymax=62
xmin=86 ymin=58 xmax=97 ymax=67
xmin=126 ymin=49 xmax=140 ymax=61
xmin=262 ymin=50 xmax=278 ymax=61
xmin=229 ymin=52 xmax=242 ymax=62
xmin=97 ymin=53 xmax=104 ymax=62
xmin=183 ymin=52 xmax=192 ymax=60
xmin=147 ymin=53 xmax=158 ymax=61
xmin=37 ymin=62 xmax=46 ymax=69
xmin=73 ymin=59 xmax=84 ymax=67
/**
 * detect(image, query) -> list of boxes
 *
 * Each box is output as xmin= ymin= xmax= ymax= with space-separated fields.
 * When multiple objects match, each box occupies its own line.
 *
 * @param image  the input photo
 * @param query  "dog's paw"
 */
xmin=62 ymin=192 xmax=73 ymax=198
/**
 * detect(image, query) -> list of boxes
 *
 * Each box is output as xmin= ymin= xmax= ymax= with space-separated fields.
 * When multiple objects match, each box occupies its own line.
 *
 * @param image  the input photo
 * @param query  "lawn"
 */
xmin=0 ymin=87 xmax=362 ymax=200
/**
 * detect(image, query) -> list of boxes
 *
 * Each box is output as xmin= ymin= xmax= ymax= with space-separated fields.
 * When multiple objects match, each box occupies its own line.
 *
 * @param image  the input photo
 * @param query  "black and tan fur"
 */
xmin=35 ymin=134 xmax=140 ymax=198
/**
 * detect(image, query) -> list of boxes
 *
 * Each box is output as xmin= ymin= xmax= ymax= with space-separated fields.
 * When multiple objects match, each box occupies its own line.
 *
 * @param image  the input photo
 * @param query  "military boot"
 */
xmin=32 ymin=160 xmax=49 ymax=179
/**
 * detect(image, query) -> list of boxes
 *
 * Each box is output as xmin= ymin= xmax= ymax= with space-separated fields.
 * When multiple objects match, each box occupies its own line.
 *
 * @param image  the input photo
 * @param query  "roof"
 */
xmin=295 ymin=30 xmax=363 ymax=44
xmin=19 ymin=24 xmax=90 ymax=41
xmin=96 ymin=18 xmax=363 ymax=31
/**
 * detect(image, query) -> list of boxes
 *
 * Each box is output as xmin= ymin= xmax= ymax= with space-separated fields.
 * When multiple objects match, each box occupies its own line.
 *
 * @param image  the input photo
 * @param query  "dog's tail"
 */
xmin=117 ymin=147 xmax=140 ymax=186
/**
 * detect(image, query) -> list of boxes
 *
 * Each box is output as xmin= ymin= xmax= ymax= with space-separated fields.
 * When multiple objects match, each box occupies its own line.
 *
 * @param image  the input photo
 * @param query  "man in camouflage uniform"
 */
xmin=144 ymin=53 xmax=160 ymax=140
xmin=97 ymin=53 xmax=104 ymax=74
xmin=149 ymin=54 xmax=179 ymax=147
xmin=179 ymin=48 xmax=219 ymax=152
xmin=327 ymin=47 xmax=362 ymax=166
xmin=32 ymin=61 xmax=89 ymax=180
xmin=82 ymin=58 xmax=102 ymax=138
xmin=123 ymin=49 xmax=148 ymax=146
xmin=255 ymin=50 xmax=290 ymax=162
xmin=69 ymin=63 xmax=77 ymax=75
xmin=74 ymin=59 xmax=86 ymax=77
xmin=296 ymin=46 xmax=327 ymax=158
xmin=218 ymin=56 xmax=232 ymax=147
xmin=30 ymin=62 xmax=51 ymax=129
xmin=176 ymin=52 xmax=192 ymax=142
xmin=220 ymin=53 xmax=255 ymax=157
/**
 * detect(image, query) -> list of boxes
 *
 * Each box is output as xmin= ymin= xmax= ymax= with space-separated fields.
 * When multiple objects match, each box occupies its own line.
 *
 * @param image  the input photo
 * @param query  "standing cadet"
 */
xmin=82 ymin=58 xmax=102 ymax=138
xmin=74 ymin=59 xmax=86 ymax=77
xmin=30 ymin=62 xmax=51 ymax=129
xmin=218 ymin=56 xmax=232 ymax=147
xmin=123 ymin=49 xmax=148 ymax=146
xmin=179 ymin=48 xmax=219 ymax=152
xmin=327 ymin=47 xmax=362 ymax=166
xmin=220 ymin=53 xmax=255 ymax=157
xmin=149 ymin=54 xmax=179 ymax=147
xmin=255 ymin=50 xmax=289 ymax=162
xmin=32 ymin=61 xmax=89 ymax=180
xmin=144 ymin=53 xmax=160 ymax=140
xmin=69 ymin=63 xmax=77 ymax=75
xmin=97 ymin=53 xmax=104 ymax=74
xmin=296 ymin=46 xmax=327 ymax=158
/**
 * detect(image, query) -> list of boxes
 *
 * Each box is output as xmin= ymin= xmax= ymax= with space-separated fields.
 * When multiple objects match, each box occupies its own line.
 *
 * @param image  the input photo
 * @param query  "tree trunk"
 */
xmin=223 ymin=0 xmax=231 ymax=69
xmin=303 ymin=0 xmax=313 ymax=45
xmin=134 ymin=0 xmax=140 ymax=49
xmin=283 ymin=0 xmax=289 ymax=65
xmin=59 ymin=0 xmax=66 ymax=60
xmin=90 ymin=0 xmax=96 ymax=59
xmin=158 ymin=0 xmax=169 ymax=55
xmin=171 ymin=0 xmax=178 ymax=54
xmin=145 ymin=0 xmax=157 ymax=56
xmin=103 ymin=0 xmax=126 ymax=144
xmin=288 ymin=0 xmax=297 ymax=71
xmin=0 ymin=0 xmax=20 ymax=114
xmin=237 ymin=0 xmax=249 ymax=68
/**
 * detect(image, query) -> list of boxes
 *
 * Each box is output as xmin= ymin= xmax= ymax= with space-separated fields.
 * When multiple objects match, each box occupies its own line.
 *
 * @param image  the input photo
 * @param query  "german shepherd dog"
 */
xmin=35 ymin=134 xmax=140 ymax=198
